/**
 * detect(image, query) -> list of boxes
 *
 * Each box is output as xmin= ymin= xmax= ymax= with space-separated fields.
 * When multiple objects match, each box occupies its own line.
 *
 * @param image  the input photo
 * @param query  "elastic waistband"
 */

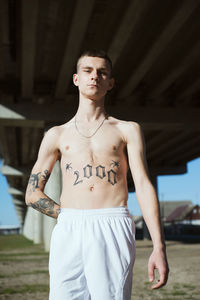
xmin=60 ymin=206 xmax=131 ymax=218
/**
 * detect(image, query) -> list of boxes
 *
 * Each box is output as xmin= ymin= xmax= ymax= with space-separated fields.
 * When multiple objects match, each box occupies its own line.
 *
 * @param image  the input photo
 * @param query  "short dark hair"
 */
xmin=77 ymin=49 xmax=113 ymax=77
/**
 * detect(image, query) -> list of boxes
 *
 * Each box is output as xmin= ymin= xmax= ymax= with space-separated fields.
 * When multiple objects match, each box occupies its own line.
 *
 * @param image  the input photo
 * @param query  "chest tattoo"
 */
xmin=65 ymin=161 xmax=120 ymax=186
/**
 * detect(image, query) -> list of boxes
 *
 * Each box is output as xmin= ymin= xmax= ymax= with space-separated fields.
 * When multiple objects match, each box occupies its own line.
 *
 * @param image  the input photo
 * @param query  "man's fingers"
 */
xmin=148 ymin=262 xmax=155 ymax=283
xmin=151 ymin=270 xmax=168 ymax=289
xmin=151 ymin=279 xmax=166 ymax=289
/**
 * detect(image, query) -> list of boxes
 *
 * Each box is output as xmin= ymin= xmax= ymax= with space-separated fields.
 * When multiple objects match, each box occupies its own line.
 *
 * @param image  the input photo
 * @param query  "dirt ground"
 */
xmin=0 ymin=236 xmax=199 ymax=299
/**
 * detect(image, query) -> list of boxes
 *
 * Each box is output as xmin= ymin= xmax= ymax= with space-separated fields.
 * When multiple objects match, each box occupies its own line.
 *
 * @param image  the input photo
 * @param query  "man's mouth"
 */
xmin=88 ymin=84 xmax=98 ymax=87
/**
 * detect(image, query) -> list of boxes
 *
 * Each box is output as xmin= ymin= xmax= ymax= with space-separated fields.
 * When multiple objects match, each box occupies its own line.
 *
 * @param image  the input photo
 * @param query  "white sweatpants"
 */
xmin=49 ymin=206 xmax=136 ymax=300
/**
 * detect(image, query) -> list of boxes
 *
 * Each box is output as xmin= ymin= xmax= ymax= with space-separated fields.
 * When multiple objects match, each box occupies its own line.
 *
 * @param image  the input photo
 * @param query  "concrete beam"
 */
xmin=118 ymin=0 xmax=198 ymax=98
xmin=13 ymin=199 xmax=26 ymax=207
xmin=108 ymin=0 xmax=150 ymax=66
xmin=0 ymin=164 xmax=24 ymax=176
xmin=176 ymin=77 xmax=200 ymax=103
xmin=0 ymin=118 xmax=44 ymax=128
xmin=146 ymin=131 xmax=172 ymax=151
xmin=112 ymin=105 xmax=200 ymax=131
xmin=21 ymin=0 xmax=38 ymax=98
xmin=15 ymin=206 xmax=24 ymax=213
xmin=0 ymin=104 xmax=25 ymax=119
xmin=149 ymin=164 xmax=187 ymax=176
xmin=0 ymin=100 xmax=76 ymax=122
xmin=0 ymin=0 xmax=8 ymax=78
xmin=55 ymin=0 xmax=95 ymax=98
xmin=0 ymin=127 xmax=11 ymax=164
xmin=2 ymin=103 xmax=200 ymax=129
xmin=155 ymin=134 xmax=200 ymax=164
xmin=9 ymin=187 xmax=24 ymax=196
xmin=167 ymin=136 xmax=200 ymax=164
xmin=148 ymin=131 xmax=191 ymax=161
xmin=150 ymin=40 xmax=200 ymax=99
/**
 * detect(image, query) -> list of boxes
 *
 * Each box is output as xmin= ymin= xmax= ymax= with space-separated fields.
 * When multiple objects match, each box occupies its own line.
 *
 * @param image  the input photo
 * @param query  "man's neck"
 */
xmin=75 ymin=94 xmax=107 ymax=122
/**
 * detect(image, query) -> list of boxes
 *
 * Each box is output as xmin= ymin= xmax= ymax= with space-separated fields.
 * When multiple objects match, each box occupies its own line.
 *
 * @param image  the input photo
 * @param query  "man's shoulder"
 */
xmin=45 ymin=125 xmax=63 ymax=138
xmin=46 ymin=119 xmax=74 ymax=137
xmin=108 ymin=116 xmax=143 ymax=145
xmin=108 ymin=116 xmax=141 ymax=132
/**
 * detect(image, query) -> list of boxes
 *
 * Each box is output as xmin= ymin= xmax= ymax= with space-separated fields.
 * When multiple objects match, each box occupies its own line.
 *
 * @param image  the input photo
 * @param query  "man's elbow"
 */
xmin=135 ymin=177 xmax=154 ymax=194
xmin=25 ymin=189 xmax=33 ymax=206
xmin=25 ymin=194 xmax=31 ymax=206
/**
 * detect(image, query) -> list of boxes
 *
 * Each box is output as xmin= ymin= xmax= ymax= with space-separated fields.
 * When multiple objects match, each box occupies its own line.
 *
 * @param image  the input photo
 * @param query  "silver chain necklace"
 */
xmin=75 ymin=115 xmax=107 ymax=138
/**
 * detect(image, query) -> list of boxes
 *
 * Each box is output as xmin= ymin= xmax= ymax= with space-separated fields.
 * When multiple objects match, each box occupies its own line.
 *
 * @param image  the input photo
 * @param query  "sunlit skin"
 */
xmin=25 ymin=55 xmax=169 ymax=290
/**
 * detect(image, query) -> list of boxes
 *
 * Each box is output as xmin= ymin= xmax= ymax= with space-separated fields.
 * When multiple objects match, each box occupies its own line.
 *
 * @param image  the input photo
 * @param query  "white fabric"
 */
xmin=49 ymin=206 xmax=136 ymax=300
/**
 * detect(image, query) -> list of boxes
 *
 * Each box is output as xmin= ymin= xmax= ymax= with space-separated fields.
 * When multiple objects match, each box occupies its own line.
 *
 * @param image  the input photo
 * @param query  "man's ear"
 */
xmin=73 ymin=73 xmax=79 ymax=86
xmin=108 ymin=77 xmax=115 ymax=91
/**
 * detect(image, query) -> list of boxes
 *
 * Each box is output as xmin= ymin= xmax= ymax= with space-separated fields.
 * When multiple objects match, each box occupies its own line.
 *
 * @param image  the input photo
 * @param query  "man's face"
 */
xmin=73 ymin=56 xmax=114 ymax=100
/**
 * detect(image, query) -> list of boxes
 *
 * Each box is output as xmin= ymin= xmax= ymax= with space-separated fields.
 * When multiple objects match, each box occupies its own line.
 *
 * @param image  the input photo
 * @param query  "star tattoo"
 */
xmin=110 ymin=160 xmax=120 ymax=168
xmin=66 ymin=163 xmax=72 ymax=171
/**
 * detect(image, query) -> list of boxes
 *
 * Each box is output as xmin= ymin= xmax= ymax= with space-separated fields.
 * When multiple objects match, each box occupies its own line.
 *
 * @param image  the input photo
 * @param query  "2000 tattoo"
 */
xmin=66 ymin=163 xmax=118 ymax=186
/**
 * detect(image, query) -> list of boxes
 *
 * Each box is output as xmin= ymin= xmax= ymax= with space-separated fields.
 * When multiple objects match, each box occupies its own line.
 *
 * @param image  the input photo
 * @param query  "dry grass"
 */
xmin=0 ymin=235 xmax=199 ymax=299
xmin=132 ymin=240 xmax=200 ymax=299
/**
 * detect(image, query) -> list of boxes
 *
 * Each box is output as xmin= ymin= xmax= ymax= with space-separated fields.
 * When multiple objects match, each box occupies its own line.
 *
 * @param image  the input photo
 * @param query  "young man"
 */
xmin=25 ymin=49 xmax=169 ymax=300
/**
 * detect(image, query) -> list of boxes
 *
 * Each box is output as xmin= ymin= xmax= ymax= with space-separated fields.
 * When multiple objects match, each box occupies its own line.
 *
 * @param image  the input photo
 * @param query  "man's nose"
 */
xmin=91 ymin=70 xmax=98 ymax=80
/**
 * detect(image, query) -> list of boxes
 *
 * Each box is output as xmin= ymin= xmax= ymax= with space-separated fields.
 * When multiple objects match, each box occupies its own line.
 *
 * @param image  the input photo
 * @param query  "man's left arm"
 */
xmin=125 ymin=121 xmax=169 ymax=289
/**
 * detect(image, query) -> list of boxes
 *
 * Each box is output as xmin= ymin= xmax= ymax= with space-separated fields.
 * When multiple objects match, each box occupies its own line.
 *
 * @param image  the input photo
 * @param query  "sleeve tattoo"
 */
xmin=29 ymin=197 xmax=60 ymax=218
xmin=27 ymin=169 xmax=50 ymax=193
xmin=27 ymin=169 xmax=60 ymax=218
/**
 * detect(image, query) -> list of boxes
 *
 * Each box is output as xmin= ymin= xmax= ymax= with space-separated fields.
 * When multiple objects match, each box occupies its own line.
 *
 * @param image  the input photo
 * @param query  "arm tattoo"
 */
xmin=28 ymin=172 xmax=41 ymax=189
xmin=29 ymin=197 xmax=60 ymax=218
xmin=27 ymin=169 xmax=50 ymax=195
xmin=41 ymin=169 xmax=50 ymax=183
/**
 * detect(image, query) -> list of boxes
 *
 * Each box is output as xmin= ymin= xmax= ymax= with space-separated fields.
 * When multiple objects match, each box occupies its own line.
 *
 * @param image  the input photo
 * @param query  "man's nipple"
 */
xmin=65 ymin=145 xmax=70 ymax=150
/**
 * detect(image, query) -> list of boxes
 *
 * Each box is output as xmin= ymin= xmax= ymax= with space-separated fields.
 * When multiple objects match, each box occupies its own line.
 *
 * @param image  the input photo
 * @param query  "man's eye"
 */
xmin=100 ymin=71 xmax=107 ymax=76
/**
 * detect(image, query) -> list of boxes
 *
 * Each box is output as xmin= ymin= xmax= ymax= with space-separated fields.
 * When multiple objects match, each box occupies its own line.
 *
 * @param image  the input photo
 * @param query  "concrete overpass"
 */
xmin=0 ymin=0 xmax=200 ymax=249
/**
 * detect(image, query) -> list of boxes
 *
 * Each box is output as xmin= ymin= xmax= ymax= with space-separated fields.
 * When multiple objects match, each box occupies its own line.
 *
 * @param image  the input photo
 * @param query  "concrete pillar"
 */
xmin=23 ymin=206 xmax=35 ymax=240
xmin=33 ymin=210 xmax=43 ymax=244
xmin=143 ymin=172 xmax=158 ymax=240
xmin=43 ymin=160 xmax=62 ymax=252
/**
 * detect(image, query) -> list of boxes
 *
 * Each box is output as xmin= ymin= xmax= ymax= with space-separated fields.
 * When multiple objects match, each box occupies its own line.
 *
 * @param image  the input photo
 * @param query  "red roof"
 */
xmin=165 ymin=205 xmax=193 ymax=222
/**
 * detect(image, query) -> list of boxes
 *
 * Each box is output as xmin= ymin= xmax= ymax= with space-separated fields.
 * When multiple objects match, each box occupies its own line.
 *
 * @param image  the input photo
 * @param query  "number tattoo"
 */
xmin=73 ymin=170 xmax=83 ymax=185
xmin=66 ymin=161 xmax=119 ymax=186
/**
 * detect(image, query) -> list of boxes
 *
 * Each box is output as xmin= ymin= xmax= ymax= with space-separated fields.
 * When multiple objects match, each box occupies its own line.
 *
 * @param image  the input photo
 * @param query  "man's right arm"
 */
xmin=25 ymin=127 xmax=61 ymax=219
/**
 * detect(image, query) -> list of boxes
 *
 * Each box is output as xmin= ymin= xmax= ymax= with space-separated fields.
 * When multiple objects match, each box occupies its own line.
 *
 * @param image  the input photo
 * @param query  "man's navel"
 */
xmin=89 ymin=184 xmax=94 ymax=191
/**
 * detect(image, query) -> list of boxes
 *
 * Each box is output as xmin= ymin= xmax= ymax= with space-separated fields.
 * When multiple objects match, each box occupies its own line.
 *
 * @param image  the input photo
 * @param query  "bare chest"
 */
xmin=59 ymin=127 xmax=126 ymax=163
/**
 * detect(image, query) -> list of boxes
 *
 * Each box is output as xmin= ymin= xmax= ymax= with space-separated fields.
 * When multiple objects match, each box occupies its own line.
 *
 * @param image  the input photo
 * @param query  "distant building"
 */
xmin=132 ymin=215 xmax=143 ymax=240
xmin=166 ymin=204 xmax=200 ymax=225
xmin=159 ymin=200 xmax=193 ymax=222
xmin=131 ymin=201 xmax=200 ymax=241
xmin=0 ymin=225 xmax=21 ymax=235
xmin=161 ymin=202 xmax=200 ymax=242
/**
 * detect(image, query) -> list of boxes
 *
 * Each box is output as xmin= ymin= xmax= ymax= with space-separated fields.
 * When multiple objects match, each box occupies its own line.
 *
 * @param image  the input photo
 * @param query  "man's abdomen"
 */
xmin=59 ymin=174 xmax=129 ymax=209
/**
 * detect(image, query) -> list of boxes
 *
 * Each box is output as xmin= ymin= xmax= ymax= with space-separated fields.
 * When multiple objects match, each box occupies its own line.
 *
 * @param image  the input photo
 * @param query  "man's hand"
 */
xmin=148 ymin=247 xmax=169 ymax=289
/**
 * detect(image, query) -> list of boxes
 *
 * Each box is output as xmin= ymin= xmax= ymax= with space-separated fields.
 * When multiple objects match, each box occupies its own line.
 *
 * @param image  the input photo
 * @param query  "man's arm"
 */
xmin=25 ymin=127 xmax=61 ymax=219
xmin=125 ymin=121 xmax=169 ymax=289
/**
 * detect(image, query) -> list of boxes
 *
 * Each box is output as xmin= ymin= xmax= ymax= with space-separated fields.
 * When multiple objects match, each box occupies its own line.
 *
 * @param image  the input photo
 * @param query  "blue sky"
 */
xmin=0 ymin=157 xmax=200 ymax=225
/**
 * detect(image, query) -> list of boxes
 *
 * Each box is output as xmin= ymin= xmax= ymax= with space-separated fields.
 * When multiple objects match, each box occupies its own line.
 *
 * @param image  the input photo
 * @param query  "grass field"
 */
xmin=0 ymin=235 xmax=199 ymax=299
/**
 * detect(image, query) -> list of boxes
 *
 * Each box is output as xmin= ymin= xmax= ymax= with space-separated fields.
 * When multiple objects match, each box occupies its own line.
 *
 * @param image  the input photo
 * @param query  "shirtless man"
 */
xmin=25 ymin=49 xmax=169 ymax=300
